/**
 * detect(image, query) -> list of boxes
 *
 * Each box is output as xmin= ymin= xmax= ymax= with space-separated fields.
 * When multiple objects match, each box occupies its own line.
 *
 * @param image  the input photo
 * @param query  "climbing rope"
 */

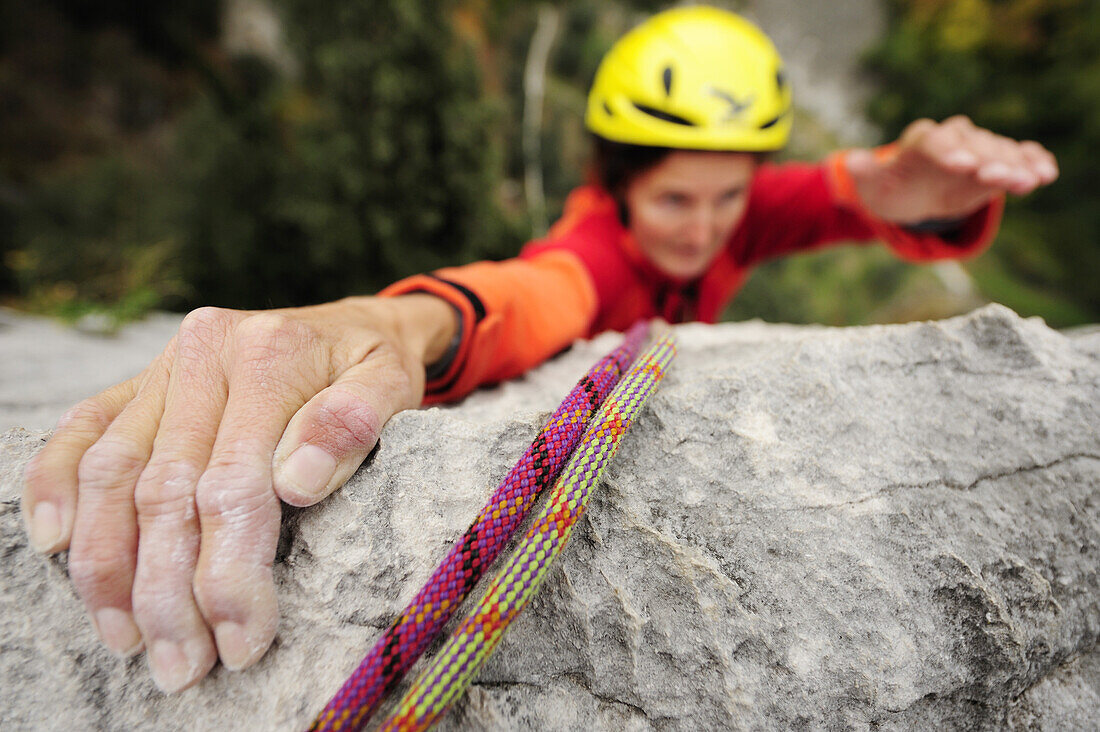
xmin=310 ymin=322 xmax=650 ymax=732
xmin=378 ymin=328 xmax=676 ymax=731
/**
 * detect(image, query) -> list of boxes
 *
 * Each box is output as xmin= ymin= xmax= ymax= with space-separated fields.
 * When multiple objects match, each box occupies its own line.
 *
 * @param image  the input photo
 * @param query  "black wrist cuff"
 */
xmin=903 ymin=216 xmax=969 ymax=235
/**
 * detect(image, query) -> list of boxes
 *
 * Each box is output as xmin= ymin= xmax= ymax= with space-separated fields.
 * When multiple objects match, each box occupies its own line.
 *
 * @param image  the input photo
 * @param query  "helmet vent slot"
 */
xmin=632 ymin=103 xmax=695 ymax=126
xmin=662 ymin=66 xmax=673 ymax=96
xmin=759 ymin=110 xmax=788 ymax=130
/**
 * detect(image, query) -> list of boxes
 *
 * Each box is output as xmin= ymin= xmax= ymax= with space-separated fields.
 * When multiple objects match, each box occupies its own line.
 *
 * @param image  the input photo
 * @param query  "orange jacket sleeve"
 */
xmin=378 ymin=250 xmax=597 ymax=404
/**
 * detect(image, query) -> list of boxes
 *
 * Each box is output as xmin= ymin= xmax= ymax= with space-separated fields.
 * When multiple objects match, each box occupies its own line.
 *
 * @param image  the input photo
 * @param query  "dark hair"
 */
xmin=587 ymin=134 xmax=772 ymax=225
xmin=589 ymin=135 xmax=675 ymax=199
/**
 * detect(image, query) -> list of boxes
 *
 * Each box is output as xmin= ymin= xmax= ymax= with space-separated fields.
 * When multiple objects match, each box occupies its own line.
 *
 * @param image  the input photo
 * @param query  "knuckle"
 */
xmin=314 ymin=388 xmax=384 ymax=451
xmin=131 ymin=583 xmax=181 ymax=620
xmin=195 ymin=471 xmax=278 ymax=522
xmin=134 ymin=459 xmax=200 ymax=519
xmin=1020 ymin=141 xmax=1049 ymax=160
xmin=131 ymin=541 xmax=200 ymax=610
xmin=944 ymin=114 xmax=973 ymax=128
xmin=78 ymin=438 xmax=147 ymax=489
xmin=175 ymin=327 xmax=219 ymax=366
xmin=201 ymin=440 xmax=263 ymax=475
xmin=923 ymin=126 xmax=955 ymax=149
xmin=68 ymin=542 xmax=129 ymax=595
xmin=905 ymin=118 xmax=936 ymax=138
xmin=195 ymin=551 xmax=272 ymax=588
xmin=181 ymin=306 xmax=233 ymax=337
xmin=230 ymin=314 xmax=326 ymax=400
xmin=177 ymin=308 xmax=236 ymax=364
xmin=234 ymin=313 xmax=311 ymax=356
xmin=55 ymin=399 xmax=111 ymax=433
xmin=192 ymin=563 xmax=273 ymax=620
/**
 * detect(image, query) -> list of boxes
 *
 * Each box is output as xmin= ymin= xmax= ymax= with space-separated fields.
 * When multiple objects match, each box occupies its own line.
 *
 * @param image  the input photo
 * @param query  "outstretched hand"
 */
xmin=21 ymin=295 xmax=454 ymax=692
xmin=846 ymin=115 xmax=1059 ymax=225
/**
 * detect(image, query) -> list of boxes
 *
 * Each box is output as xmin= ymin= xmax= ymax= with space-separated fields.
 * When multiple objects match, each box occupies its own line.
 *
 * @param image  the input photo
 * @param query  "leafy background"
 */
xmin=1 ymin=0 xmax=1096 ymax=329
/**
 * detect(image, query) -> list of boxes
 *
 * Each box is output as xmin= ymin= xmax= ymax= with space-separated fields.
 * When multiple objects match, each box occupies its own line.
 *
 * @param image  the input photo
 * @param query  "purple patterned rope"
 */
xmin=378 ymin=328 xmax=676 ymax=731
xmin=310 ymin=322 xmax=650 ymax=731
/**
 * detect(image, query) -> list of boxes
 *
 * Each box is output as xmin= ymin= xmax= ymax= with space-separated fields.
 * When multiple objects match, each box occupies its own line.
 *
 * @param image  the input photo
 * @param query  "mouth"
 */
xmin=667 ymin=244 xmax=711 ymax=261
xmin=658 ymin=246 xmax=715 ymax=279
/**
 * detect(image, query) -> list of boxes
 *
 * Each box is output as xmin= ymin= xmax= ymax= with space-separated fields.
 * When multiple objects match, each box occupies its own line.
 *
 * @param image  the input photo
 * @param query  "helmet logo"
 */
xmin=705 ymin=85 xmax=755 ymax=123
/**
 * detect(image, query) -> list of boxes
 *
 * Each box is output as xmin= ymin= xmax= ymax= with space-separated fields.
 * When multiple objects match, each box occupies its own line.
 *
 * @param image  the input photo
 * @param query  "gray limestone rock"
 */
xmin=1 ymin=304 xmax=1098 ymax=730
xmin=0 ymin=307 xmax=185 ymax=432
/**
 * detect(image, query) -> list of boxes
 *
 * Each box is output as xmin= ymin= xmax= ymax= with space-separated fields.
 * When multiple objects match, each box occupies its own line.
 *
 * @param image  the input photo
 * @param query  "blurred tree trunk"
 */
xmin=523 ymin=4 xmax=559 ymax=237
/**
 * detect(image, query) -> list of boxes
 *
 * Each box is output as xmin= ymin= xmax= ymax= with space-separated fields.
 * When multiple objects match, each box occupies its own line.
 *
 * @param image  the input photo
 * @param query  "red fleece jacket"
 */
xmin=381 ymin=152 xmax=1004 ymax=403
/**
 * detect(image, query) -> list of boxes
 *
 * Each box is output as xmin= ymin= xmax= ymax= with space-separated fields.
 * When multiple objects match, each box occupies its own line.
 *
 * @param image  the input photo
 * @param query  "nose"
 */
xmin=684 ymin=207 xmax=717 ymax=249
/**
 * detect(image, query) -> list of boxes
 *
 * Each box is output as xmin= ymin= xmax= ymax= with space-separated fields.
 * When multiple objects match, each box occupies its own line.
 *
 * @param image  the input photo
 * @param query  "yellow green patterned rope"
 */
xmin=377 ymin=328 xmax=676 ymax=731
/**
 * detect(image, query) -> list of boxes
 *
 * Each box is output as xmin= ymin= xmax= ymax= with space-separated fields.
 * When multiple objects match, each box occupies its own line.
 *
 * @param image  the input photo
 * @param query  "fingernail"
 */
xmin=276 ymin=444 xmax=336 ymax=501
xmin=944 ymin=149 xmax=978 ymax=167
xmin=95 ymin=608 xmax=143 ymax=656
xmin=214 ymin=622 xmax=264 ymax=670
xmin=27 ymin=502 xmax=61 ymax=553
xmin=979 ymin=162 xmax=1011 ymax=180
xmin=1037 ymin=161 xmax=1058 ymax=180
xmin=149 ymin=639 xmax=210 ymax=693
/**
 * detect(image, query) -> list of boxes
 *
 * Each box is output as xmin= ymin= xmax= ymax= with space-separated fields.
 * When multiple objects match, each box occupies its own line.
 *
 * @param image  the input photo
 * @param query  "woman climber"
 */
xmin=21 ymin=6 xmax=1058 ymax=694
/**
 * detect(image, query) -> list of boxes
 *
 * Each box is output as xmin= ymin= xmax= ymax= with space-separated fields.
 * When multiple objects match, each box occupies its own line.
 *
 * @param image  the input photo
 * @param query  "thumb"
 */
xmin=271 ymin=351 xmax=424 ymax=507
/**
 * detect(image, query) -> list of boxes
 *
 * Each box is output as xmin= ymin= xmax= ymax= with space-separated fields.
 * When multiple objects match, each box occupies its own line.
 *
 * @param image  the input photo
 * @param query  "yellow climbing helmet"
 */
xmin=585 ymin=6 xmax=792 ymax=151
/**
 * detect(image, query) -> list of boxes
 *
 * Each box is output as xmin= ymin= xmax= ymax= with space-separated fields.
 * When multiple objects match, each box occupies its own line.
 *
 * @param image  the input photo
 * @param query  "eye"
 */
xmin=659 ymin=192 xmax=689 ymax=207
xmin=718 ymin=188 xmax=744 ymax=204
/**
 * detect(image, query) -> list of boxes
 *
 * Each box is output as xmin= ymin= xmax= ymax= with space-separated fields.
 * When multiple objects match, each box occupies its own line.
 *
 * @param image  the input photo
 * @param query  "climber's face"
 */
xmin=625 ymin=151 xmax=757 ymax=280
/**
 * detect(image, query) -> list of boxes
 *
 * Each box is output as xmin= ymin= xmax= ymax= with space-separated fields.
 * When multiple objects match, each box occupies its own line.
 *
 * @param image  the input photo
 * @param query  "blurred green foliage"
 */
xmin=0 ymin=0 xmax=218 ymax=317
xmin=860 ymin=0 xmax=1100 ymax=326
xmin=1 ymin=0 xmax=1096 ymax=329
xmin=7 ymin=155 xmax=182 ymax=318
xmin=2 ymin=0 xmax=526 ymax=316
xmin=174 ymin=1 xmax=527 ymax=309
xmin=0 ymin=0 xmax=666 ymax=319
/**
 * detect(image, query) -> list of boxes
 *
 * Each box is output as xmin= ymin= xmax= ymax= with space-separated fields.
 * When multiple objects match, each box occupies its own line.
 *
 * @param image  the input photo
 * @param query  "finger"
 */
xmin=69 ymin=352 xmax=173 ymax=656
xmin=22 ymin=375 xmax=142 ymax=553
xmin=909 ymin=116 xmax=979 ymax=172
xmin=976 ymin=160 xmax=1037 ymax=195
xmin=957 ymin=128 xmax=1038 ymax=194
xmin=132 ymin=308 xmax=233 ymax=692
xmin=192 ymin=313 xmax=329 ymax=670
xmin=272 ymin=342 xmax=423 ymax=507
xmin=1019 ymin=140 xmax=1059 ymax=185
xmin=897 ymin=117 xmax=937 ymax=149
